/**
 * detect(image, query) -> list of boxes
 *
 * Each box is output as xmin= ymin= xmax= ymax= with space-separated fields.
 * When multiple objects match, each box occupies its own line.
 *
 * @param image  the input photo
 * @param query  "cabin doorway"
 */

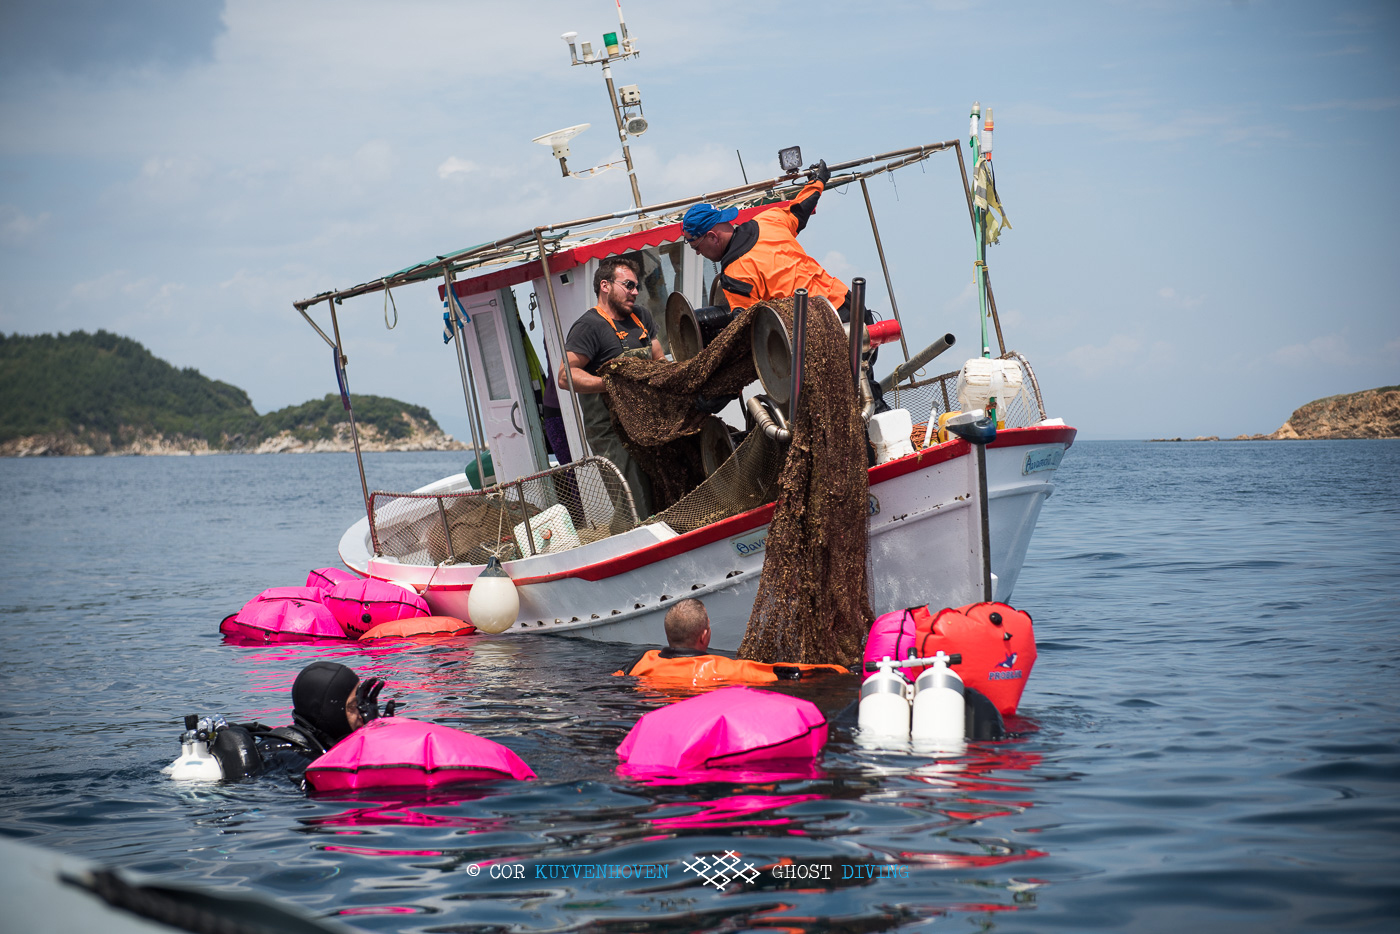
xmin=455 ymin=288 xmax=549 ymax=483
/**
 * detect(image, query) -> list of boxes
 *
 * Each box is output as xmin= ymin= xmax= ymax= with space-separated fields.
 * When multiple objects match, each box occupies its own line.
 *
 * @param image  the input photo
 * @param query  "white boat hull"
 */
xmin=340 ymin=425 xmax=1075 ymax=651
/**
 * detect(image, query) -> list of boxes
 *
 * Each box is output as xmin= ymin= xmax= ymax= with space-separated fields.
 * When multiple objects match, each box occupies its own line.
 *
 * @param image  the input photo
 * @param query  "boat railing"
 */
xmin=368 ymin=456 xmax=640 ymax=565
xmin=888 ymin=351 xmax=1048 ymax=447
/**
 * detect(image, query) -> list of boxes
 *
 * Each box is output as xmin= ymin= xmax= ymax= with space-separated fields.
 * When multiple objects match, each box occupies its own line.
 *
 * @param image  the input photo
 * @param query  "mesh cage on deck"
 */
xmin=886 ymin=351 xmax=1047 ymax=449
xmin=654 ymin=427 xmax=788 ymax=535
xmin=369 ymin=456 xmax=638 ymax=564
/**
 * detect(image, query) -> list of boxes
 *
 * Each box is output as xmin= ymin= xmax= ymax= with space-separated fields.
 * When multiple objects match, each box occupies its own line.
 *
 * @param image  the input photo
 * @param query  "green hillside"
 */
xmin=0 ymin=330 xmax=443 ymax=450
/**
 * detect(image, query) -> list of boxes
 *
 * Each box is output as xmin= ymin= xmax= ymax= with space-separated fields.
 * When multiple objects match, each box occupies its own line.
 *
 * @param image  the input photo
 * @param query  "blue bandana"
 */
xmin=681 ymin=203 xmax=739 ymax=240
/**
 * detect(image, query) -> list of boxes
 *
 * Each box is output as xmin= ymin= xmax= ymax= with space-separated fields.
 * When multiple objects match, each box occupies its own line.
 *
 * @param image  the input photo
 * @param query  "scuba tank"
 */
xmin=911 ymin=651 xmax=966 ymax=753
xmin=165 ymin=714 xmax=263 ymax=781
xmin=858 ymin=652 xmax=966 ymax=750
xmin=166 ymin=715 xmax=226 ymax=781
xmin=858 ymin=656 xmax=914 ymax=744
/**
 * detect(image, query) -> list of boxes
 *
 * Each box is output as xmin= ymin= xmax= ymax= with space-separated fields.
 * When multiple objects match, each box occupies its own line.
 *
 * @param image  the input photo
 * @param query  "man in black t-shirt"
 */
xmin=558 ymin=256 xmax=665 ymax=519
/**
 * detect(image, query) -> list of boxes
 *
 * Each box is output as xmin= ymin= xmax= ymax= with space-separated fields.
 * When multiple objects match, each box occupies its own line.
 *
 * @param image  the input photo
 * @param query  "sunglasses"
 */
xmin=611 ymin=278 xmax=639 ymax=291
xmin=685 ymin=230 xmax=709 ymax=245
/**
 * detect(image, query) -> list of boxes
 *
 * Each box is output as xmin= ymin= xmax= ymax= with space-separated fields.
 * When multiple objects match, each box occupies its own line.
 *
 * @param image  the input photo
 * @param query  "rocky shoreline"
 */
xmin=1151 ymin=386 xmax=1399 ymax=442
xmin=0 ymin=421 xmax=468 ymax=457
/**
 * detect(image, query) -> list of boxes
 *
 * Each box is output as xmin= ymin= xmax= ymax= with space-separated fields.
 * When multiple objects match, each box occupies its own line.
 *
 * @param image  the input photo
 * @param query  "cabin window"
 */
xmin=617 ymin=242 xmax=687 ymax=350
xmin=471 ymin=310 xmax=512 ymax=401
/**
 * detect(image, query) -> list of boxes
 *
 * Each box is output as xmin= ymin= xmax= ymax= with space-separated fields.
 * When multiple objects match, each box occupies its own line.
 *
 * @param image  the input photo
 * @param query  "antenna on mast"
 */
xmin=531 ymin=124 xmax=592 ymax=177
xmin=552 ymin=3 xmax=647 ymax=211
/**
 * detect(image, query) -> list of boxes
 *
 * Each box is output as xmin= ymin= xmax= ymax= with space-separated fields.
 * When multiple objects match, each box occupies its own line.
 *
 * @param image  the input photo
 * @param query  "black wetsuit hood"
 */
xmin=291 ymin=661 xmax=359 ymax=748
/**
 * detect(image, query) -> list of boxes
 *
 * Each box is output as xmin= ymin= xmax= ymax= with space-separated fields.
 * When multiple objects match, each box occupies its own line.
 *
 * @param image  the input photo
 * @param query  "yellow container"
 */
xmin=936 ymin=411 xmax=961 ymax=444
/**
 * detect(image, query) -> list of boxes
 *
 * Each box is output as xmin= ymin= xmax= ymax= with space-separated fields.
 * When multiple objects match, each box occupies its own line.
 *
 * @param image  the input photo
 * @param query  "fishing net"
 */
xmin=602 ymin=295 xmax=872 ymax=667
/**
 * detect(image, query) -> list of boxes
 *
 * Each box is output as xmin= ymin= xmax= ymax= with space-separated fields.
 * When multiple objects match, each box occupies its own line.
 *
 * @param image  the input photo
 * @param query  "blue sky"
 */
xmin=2 ymin=0 xmax=1396 ymax=440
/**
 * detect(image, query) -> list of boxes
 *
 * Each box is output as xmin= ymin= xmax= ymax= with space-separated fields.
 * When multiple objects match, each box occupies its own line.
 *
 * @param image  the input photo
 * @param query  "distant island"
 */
xmin=0 ymin=330 xmax=467 ymax=456
xmin=1151 ymin=386 xmax=1400 ymax=442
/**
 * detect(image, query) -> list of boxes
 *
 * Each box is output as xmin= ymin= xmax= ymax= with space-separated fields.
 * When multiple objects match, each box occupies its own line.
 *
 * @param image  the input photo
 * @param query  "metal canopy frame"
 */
xmin=291 ymin=140 xmax=960 ymax=314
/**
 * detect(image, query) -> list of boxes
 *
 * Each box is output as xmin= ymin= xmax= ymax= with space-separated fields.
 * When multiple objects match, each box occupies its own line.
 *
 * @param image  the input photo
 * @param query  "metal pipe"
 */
xmin=601 ymin=60 xmax=644 ymax=211
xmin=535 ymin=227 xmax=592 ymax=459
xmin=984 ymin=267 xmax=1007 ymax=356
xmin=790 ymin=289 xmax=808 ymax=421
xmin=878 ymin=333 xmax=957 ymax=394
xmin=327 ymin=299 xmax=373 ymax=533
xmin=858 ymin=179 xmax=909 ymax=362
xmin=858 ymin=375 xmax=876 ymax=423
xmin=293 ymin=141 xmax=960 ymax=311
xmin=974 ymin=442 xmax=992 ymax=601
xmin=745 ymin=395 xmax=791 ymax=444
xmin=296 ymin=303 xmax=337 ymax=349
xmin=847 ymin=279 xmax=866 ymax=393
xmin=443 ymin=270 xmax=490 ymax=489
xmin=515 ymin=481 xmax=536 ymax=557
xmin=436 ymin=497 xmax=454 ymax=563
xmin=953 ymin=140 xmax=976 ymax=232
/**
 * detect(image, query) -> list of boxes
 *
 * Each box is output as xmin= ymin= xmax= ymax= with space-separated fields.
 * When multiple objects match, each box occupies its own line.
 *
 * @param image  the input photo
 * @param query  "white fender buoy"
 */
xmin=466 ymin=556 xmax=519 ymax=634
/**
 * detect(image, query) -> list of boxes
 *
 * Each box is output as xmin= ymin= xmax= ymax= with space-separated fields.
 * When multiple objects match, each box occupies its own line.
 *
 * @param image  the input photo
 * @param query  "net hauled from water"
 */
xmin=602 ymin=295 xmax=873 ymax=667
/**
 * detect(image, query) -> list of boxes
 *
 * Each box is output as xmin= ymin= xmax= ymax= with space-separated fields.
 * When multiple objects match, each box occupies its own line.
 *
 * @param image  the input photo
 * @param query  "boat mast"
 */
xmin=970 ymin=101 xmax=991 ymax=361
xmin=559 ymin=3 xmax=645 ymax=210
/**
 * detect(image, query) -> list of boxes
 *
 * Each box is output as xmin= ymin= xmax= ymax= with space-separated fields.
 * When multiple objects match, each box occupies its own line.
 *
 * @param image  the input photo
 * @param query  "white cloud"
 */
xmin=1270 ymin=333 xmax=1352 ymax=368
xmin=943 ymin=280 xmax=977 ymax=314
xmin=1018 ymin=103 xmax=1289 ymax=145
xmin=0 ymin=205 xmax=51 ymax=244
xmin=1291 ymin=97 xmax=1400 ymax=112
xmin=1158 ymin=285 xmax=1204 ymax=308
xmin=1062 ymin=334 xmax=1144 ymax=376
xmin=125 ymin=155 xmax=213 ymax=205
xmin=820 ymin=250 xmax=856 ymax=284
xmin=67 ymin=271 xmax=187 ymax=321
xmin=647 ymin=144 xmax=747 ymax=203
xmin=437 ymin=157 xmax=478 ymax=179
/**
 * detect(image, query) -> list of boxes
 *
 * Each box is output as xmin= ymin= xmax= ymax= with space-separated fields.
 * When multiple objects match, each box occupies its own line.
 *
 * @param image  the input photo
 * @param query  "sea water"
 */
xmin=0 ymin=442 xmax=1396 ymax=933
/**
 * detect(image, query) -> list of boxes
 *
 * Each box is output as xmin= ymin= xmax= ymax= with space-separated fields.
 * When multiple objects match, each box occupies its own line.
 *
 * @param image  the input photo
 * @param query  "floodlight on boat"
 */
xmin=532 ymin=124 xmax=591 ymax=176
xmin=778 ymin=145 xmax=803 ymax=173
xmin=625 ymin=115 xmax=648 ymax=136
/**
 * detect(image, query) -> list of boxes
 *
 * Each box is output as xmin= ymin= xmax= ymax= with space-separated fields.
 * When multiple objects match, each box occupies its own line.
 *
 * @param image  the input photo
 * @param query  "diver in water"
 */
xmin=171 ymin=661 xmax=395 ymax=783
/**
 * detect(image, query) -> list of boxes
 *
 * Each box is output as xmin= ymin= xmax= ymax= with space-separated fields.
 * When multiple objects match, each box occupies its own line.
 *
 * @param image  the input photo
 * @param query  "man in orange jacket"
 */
xmin=682 ymin=160 xmax=856 ymax=322
xmin=617 ymin=599 xmax=846 ymax=682
xmin=620 ymin=598 xmax=714 ymax=674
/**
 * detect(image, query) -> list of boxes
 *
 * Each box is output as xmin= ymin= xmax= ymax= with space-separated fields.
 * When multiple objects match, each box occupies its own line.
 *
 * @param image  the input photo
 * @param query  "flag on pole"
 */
xmin=332 ymin=347 xmax=351 ymax=410
xmin=974 ymin=161 xmax=1012 ymax=245
xmin=441 ymin=289 xmax=471 ymax=344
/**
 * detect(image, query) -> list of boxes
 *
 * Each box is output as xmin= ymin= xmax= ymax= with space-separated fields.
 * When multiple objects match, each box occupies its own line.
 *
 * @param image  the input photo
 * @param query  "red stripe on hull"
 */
xmin=489 ymin=424 xmax=1078 ymax=588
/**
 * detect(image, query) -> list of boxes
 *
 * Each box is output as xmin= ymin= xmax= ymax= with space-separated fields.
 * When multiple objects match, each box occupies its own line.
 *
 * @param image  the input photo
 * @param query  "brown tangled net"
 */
xmin=601 ymin=295 xmax=873 ymax=668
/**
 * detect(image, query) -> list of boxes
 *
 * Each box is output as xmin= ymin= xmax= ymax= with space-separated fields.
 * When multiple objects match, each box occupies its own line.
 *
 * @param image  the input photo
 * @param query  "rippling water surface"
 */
xmin=1 ymin=442 xmax=1397 ymax=933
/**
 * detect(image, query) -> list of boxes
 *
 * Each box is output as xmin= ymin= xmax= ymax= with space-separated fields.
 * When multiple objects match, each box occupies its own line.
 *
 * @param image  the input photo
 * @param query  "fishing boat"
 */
xmin=292 ymin=11 xmax=1075 ymax=652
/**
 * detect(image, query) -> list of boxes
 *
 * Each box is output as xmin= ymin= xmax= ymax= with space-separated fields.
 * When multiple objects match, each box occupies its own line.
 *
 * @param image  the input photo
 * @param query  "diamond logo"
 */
xmin=682 ymin=850 xmax=759 ymax=891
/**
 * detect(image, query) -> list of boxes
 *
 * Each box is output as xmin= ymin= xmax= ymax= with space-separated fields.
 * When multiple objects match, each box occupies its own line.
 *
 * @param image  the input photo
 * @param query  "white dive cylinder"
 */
xmin=911 ymin=652 xmax=966 ymax=748
xmin=165 ymin=714 xmax=225 ymax=781
xmin=858 ymin=657 xmax=912 ymax=743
